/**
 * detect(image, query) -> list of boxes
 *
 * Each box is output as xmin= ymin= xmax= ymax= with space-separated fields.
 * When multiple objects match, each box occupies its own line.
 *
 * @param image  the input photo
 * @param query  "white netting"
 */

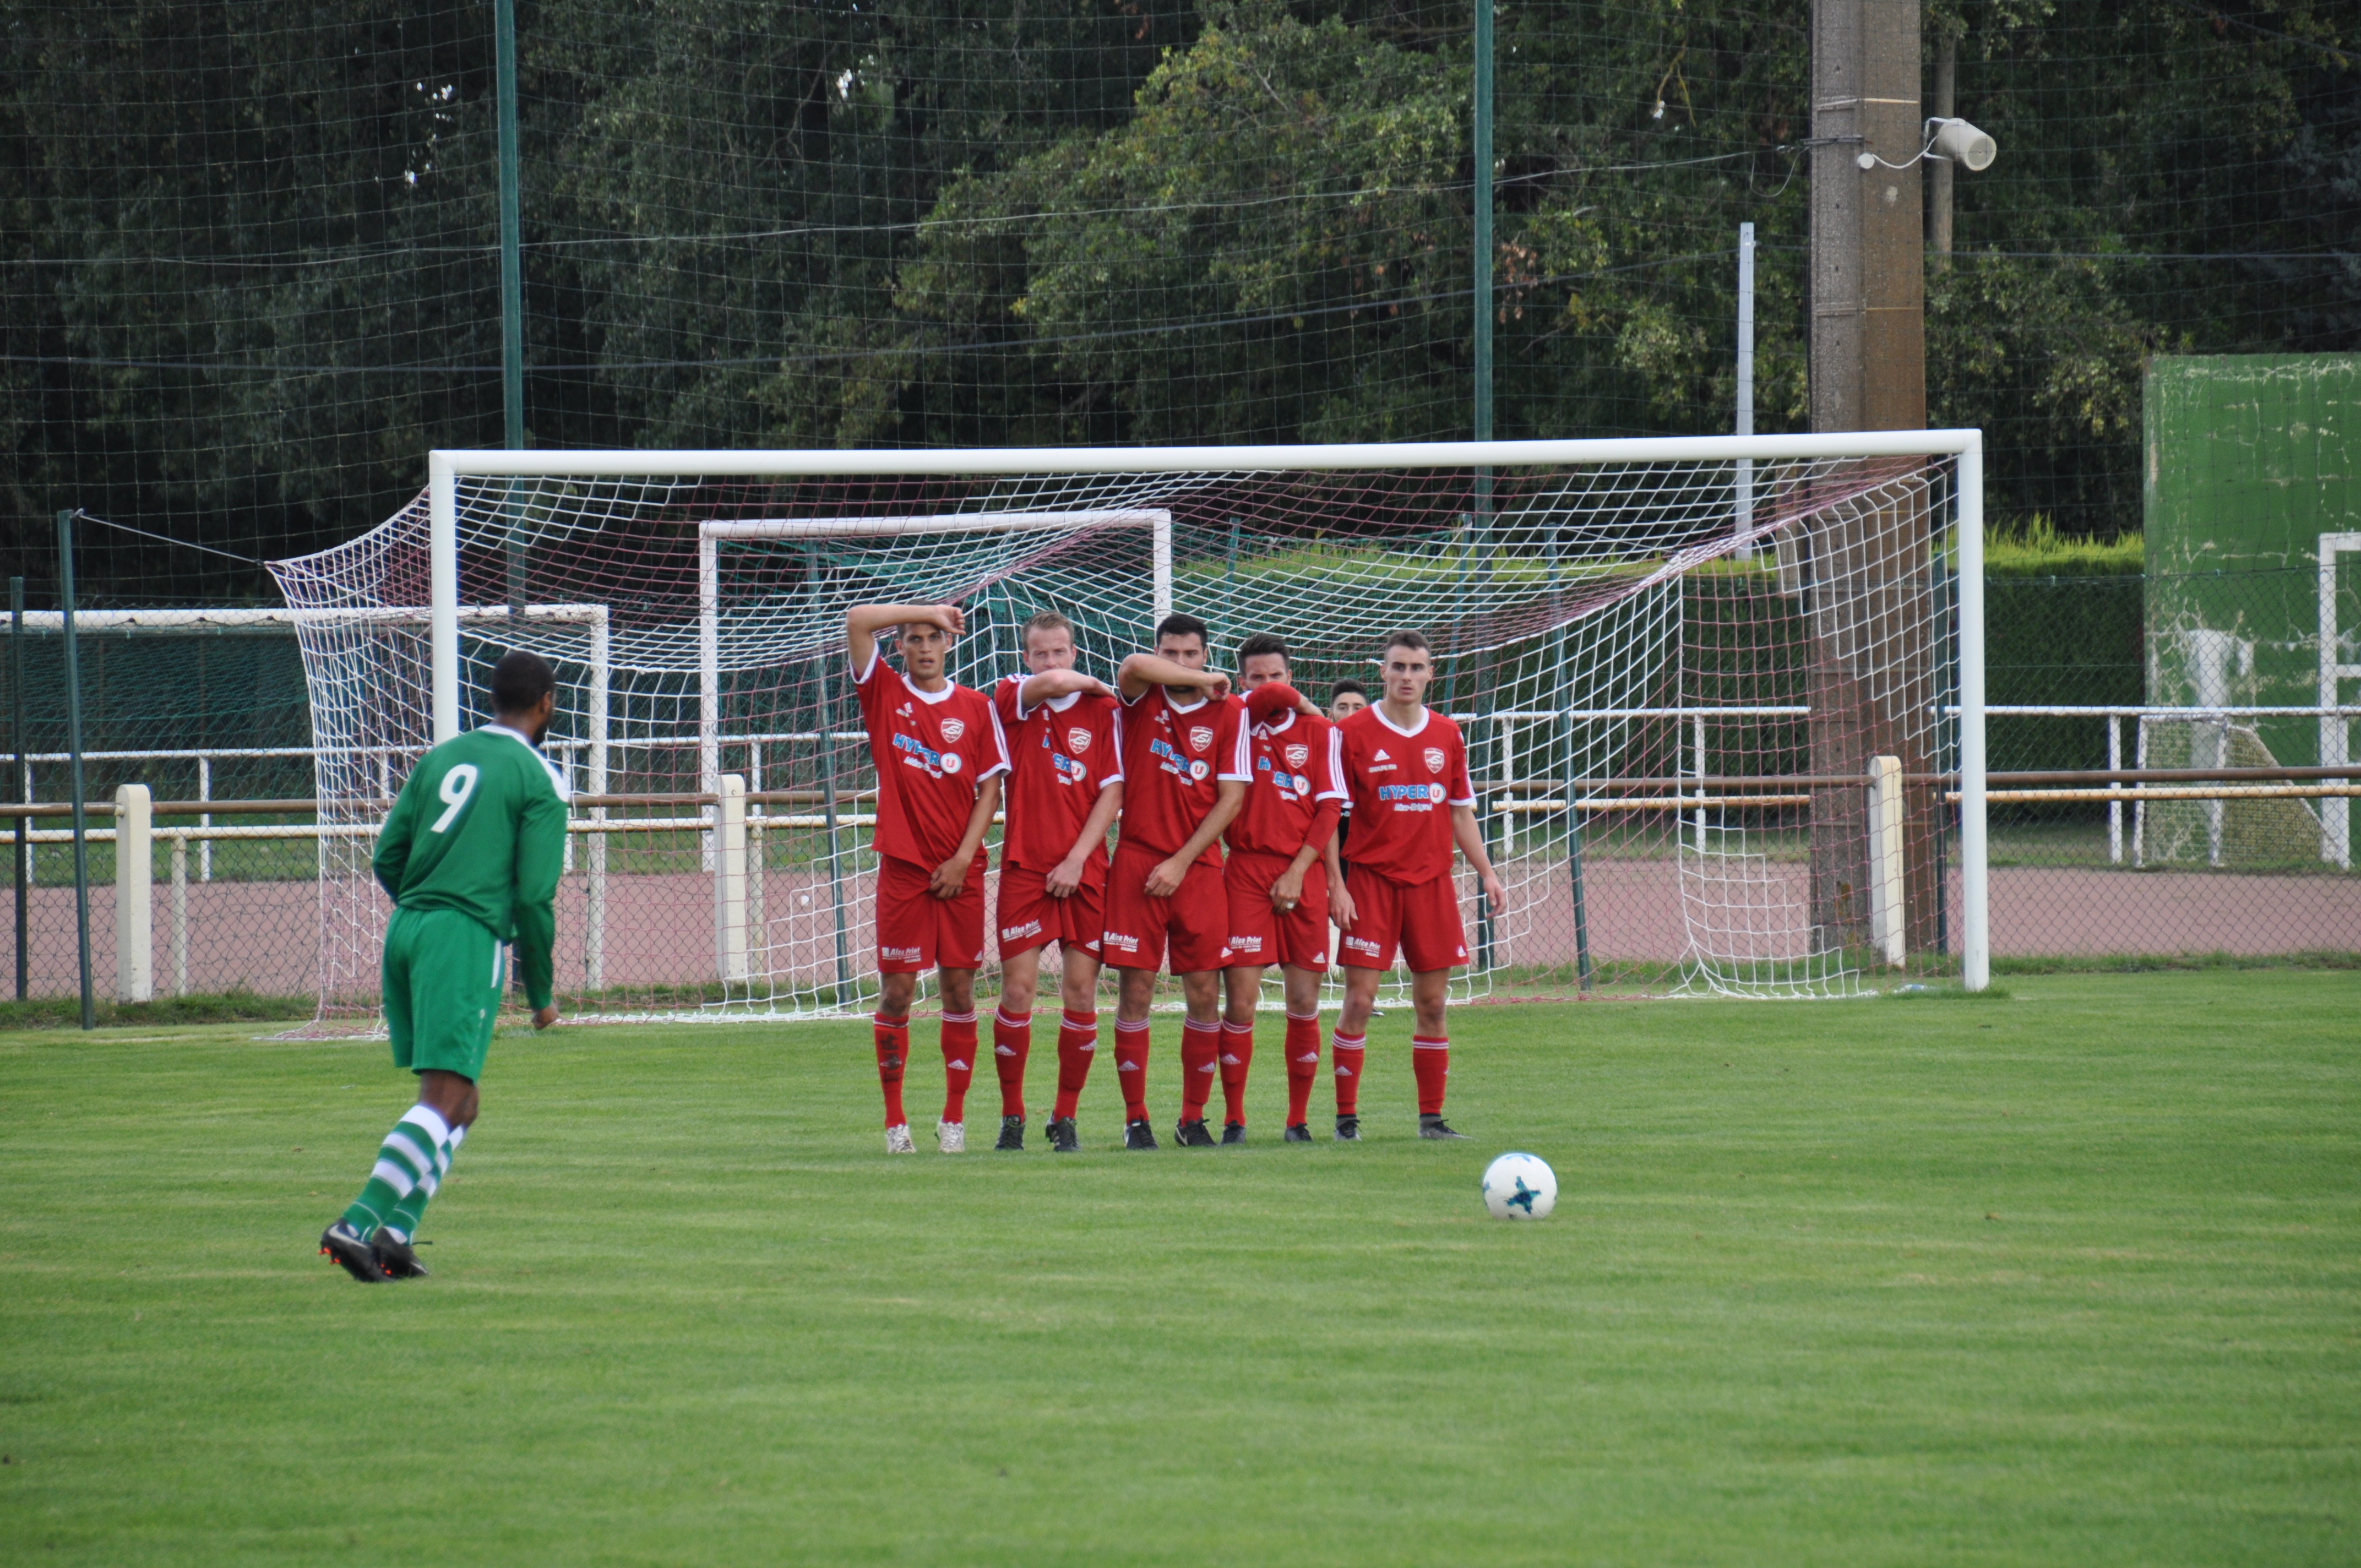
xmin=267 ymin=451 xmax=1965 ymax=1028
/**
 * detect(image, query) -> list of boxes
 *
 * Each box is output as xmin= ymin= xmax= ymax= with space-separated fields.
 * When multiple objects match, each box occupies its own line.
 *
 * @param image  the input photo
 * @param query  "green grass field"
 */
xmin=3 ymin=972 xmax=2355 ymax=1565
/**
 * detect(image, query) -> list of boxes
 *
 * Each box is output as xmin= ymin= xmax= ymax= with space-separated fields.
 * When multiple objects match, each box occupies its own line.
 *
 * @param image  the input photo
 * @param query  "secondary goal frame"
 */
xmin=424 ymin=432 xmax=1990 ymax=991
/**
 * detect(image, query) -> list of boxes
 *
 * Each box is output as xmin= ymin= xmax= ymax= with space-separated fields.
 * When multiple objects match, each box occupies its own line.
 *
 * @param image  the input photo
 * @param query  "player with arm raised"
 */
xmin=1331 ymin=630 xmax=1508 ymax=1141
xmin=1221 ymin=634 xmax=1353 ymax=1144
xmin=847 ymin=602 xmax=1011 ymax=1155
xmin=991 ymin=611 xmax=1125 ymax=1155
xmin=318 ymin=650 xmax=569 ymax=1283
xmin=1104 ymin=613 xmax=1250 ymax=1150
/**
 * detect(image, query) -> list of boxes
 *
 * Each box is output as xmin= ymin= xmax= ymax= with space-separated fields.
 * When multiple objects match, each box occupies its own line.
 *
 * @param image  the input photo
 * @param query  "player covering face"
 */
xmin=1330 ymin=631 xmax=1508 ymax=1141
xmin=1218 ymin=636 xmax=1354 ymax=1143
xmin=319 ymin=650 xmax=568 ymax=1282
xmin=1105 ymin=614 xmax=1251 ymax=1149
xmin=847 ymin=602 xmax=1011 ymax=1155
xmin=990 ymin=612 xmax=1125 ymax=1153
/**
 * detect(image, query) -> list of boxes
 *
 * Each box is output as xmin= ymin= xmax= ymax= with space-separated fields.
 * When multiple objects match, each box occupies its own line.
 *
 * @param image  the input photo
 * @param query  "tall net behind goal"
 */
xmin=269 ymin=442 xmax=1979 ymax=1028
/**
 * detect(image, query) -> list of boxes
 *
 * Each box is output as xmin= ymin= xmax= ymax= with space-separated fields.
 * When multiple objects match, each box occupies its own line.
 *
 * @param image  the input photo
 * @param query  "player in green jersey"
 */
xmin=319 ymin=650 xmax=570 ymax=1283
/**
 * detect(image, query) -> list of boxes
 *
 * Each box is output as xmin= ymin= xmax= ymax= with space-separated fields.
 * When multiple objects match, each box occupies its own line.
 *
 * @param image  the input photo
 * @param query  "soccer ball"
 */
xmin=1480 ymin=1153 xmax=1557 ymax=1220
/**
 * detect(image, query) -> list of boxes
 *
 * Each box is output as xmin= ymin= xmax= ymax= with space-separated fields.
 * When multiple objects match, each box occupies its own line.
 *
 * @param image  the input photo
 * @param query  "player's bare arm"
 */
xmin=1146 ymin=777 xmax=1245 ymax=897
xmin=1323 ymin=835 xmax=1356 ymax=929
xmin=1450 ymin=803 xmax=1509 ymax=915
xmin=846 ymin=602 xmax=964 ymax=677
xmin=932 ymin=772 xmax=1003 ymax=899
xmin=1049 ymin=778 xmax=1122 ymax=898
xmin=1116 ymin=651 xmax=1231 ymax=703
xmin=1019 ymin=667 xmax=1115 ymax=707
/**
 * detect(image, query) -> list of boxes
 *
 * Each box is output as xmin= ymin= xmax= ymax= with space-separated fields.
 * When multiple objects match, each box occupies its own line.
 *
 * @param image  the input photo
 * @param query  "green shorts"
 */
xmin=383 ymin=906 xmax=505 ymax=1082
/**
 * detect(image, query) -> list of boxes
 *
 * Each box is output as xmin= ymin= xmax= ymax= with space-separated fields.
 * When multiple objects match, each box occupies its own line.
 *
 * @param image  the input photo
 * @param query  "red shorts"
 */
xmin=1100 ymin=839 xmax=1232 ymax=973
xmin=1338 ymin=867 xmax=1469 ymax=973
xmin=995 ymin=862 xmax=1106 ymax=961
xmin=1223 ymin=850 xmax=1330 ymax=972
xmin=874 ymin=853 xmax=987 ymax=973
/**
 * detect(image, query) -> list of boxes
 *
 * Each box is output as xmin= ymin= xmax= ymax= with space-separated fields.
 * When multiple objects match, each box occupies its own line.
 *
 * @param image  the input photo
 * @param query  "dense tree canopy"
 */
xmin=2 ymin=0 xmax=2351 ymax=599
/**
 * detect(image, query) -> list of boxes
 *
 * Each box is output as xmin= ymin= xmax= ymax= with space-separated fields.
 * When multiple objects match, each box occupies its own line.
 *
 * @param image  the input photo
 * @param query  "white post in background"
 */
xmin=169 ymin=831 xmax=188 ymax=998
xmin=113 ymin=783 xmax=152 ymax=1003
xmin=198 ymin=755 xmax=212 ymax=882
xmin=1734 ymin=223 xmax=1756 ymax=558
xmin=1865 ymin=754 xmax=1905 ymax=966
xmin=715 ymin=773 xmax=748 ymax=984
xmin=1691 ymin=714 xmax=1707 ymax=849
xmin=1957 ymin=441 xmax=1989 ymax=992
xmin=698 ymin=532 xmax=720 ymax=870
xmin=586 ymin=608 xmax=610 ymax=991
xmin=1152 ymin=513 xmax=1174 ymax=626
xmin=2107 ymin=713 xmax=2124 ymax=864
xmin=2321 ymin=532 xmax=2357 ymax=869
xmin=746 ymin=740 xmax=765 ymax=982
xmin=430 ymin=455 xmax=460 ymax=744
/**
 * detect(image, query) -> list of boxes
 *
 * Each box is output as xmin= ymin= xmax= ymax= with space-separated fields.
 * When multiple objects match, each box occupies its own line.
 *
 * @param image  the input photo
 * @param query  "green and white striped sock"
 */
xmin=340 ymin=1105 xmax=453 ymax=1239
xmin=382 ymin=1123 xmax=466 ymax=1244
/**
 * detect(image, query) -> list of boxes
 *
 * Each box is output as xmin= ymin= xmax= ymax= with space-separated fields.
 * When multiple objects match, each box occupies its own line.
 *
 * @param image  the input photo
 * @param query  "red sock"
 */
xmin=873 ymin=1012 xmax=910 ymax=1128
xmin=1411 ymin=1035 xmax=1449 ymax=1115
xmin=1218 ymin=1021 xmax=1254 ymax=1125
xmin=992 ymin=1008 xmax=1032 ymax=1119
xmin=1053 ymin=1010 xmax=1098 ymax=1121
xmin=1113 ymin=1017 xmax=1152 ymax=1121
xmin=1331 ymin=1030 xmax=1366 ymax=1118
xmin=1179 ymin=1020 xmax=1222 ymax=1123
xmin=1283 ymin=1011 xmax=1321 ymax=1126
xmin=940 ymin=1010 xmax=978 ymax=1124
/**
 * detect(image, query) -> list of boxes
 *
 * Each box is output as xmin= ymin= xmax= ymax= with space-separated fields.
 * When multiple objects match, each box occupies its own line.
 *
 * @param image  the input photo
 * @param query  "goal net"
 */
xmin=268 ymin=437 xmax=1988 ymax=1029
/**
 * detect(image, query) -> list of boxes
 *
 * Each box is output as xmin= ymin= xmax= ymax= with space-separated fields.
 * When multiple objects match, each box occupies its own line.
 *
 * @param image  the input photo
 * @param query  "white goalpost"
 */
xmin=268 ymin=431 xmax=1985 ymax=1029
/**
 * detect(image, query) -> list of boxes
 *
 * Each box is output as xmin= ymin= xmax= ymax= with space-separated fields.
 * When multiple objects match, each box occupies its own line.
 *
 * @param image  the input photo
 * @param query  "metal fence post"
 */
xmin=114 ymin=783 xmax=152 ymax=1003
xmin=59 ymin=513 xmax=95 ymax=1029
xmin=10 ymin=575 xmax=25 ymax=1000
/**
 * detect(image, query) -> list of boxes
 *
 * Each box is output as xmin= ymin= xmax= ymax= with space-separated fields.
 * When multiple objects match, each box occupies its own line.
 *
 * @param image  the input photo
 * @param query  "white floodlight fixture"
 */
xmin=1928 ymin=117 xmax=1997 ymax=172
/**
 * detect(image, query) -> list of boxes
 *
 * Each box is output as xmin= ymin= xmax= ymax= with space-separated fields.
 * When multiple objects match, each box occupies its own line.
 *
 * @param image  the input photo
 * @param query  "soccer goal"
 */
xmin=266 ymin=434 xmax=1988 ymax=1028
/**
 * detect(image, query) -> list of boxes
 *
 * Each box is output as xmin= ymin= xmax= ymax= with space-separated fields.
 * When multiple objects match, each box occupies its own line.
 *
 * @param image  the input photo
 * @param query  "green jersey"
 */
xmin=373 ymin=725 xmax=570 ymax=1011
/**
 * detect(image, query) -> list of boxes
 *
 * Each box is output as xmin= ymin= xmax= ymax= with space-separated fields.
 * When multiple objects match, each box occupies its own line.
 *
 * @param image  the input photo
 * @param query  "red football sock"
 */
xmin=992 ymin=1008 xmax=1032 ymax=1119
xmin=873 ymin=1012 xmax=910 ymax=1128
xmin=940 ymin=1010 xmax=978 ymax=1124
xmin=1411 ymin=1035 xmax=1449 ymax=1114
xmin=1053 ymin=1010 xmax=1098 ymax=1121
xmin=1179 ymin=1020 xmax=1222 ymax=1122
xmin=1331 ymin=1029 xmax=1366 ymax=1118
xmin=1113 ymin=1017 xmax=1152 ymax=1121
xmin=1283 ymin=1011 xmax=1322 ymax=1126
xmin=1218 ymin=1020 xmax=1254 ymax=1125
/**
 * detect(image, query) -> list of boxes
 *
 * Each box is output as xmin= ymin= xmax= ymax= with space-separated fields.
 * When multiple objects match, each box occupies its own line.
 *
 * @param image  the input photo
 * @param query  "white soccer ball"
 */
xmin=1480 ymin=1152 xmax=1557 ymax=1220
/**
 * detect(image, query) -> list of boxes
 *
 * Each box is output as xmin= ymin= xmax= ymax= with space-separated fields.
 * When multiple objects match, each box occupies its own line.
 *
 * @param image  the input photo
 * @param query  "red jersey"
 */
xmin=993 ymin=676 xmax=1124 ymax=880
xmin=851 ymin=648 xmax=1010 ymax=868
xmin=1336 ymin=704 xmax=1476 ymax=884
xmin=1114 ymin=686 xmax=1251 ymax=859
xmin=1227 ymin=709 xmax=1345 ymax=856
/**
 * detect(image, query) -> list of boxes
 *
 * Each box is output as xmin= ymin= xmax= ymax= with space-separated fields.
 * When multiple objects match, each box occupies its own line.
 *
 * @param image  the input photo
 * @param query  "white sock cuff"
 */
xmin=1411 ymin=1036 xmax=1450 ymax=1049
xmin=873 ymin=1012 xmax=908 ymax=1028
xmin=994 ymin=1008 xmax=1032 ymax=1028
xmin=941 ymin=1009 xmax=980 ymax=1025
xmin=399 ymin=1104 xmax=453 ymax=1147
xmin=1332 ymin=1032 xmax=1367 ymax=1048
xmin=1061 ymin=1010 xmax=1099 ymax=1030
xmin=1220 ymin=1020 xmax=1253 ymax=1035
xmin=1114 ymin=1016 xmax=1151 ymax=1034
xmin=1285 ymin=1009 xmax=1321 ymax=1021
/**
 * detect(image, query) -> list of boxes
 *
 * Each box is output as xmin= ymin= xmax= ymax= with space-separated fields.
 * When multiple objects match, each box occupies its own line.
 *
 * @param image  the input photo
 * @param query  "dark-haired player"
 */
xmin=992 ymin=610 xmax=1124 ymax=1154
xmin=1327 ymin=679 xmax=1370 ymax=722
xmin=1331 ymin=630 xmax=1507 ymax=1141
xmin=847 ymin=602 xmax=1010 ymax=1155
xmin=1104 ymin=613 xmax=1250 ymax=1148
xmin=319 ymin=649 xmax=569 ymax=1282
xmin=1221 ymin=634 xmax=1352 ymax=1143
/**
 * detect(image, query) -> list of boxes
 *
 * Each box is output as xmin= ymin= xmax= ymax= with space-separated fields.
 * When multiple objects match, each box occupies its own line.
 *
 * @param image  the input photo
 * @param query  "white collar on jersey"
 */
xmin=479 ymin=723 xmax=571 ymax=797
xmin=899 ymin=668 xmax=958 ymax=705
xmin=1038 ymin=690 xmax=1082 ymax=712
xmin=1257 ymin=709 xmax=1298 ymax=736
xmin=1163 ymin=690 xmax=1214 ymax=714
xmin=1372 ymin=704 xmax=1432 ymax=739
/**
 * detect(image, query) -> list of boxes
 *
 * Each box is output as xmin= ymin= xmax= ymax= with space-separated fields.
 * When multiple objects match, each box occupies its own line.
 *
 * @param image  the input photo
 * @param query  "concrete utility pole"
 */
xmin=1805 ymin=0 xmax=1941 ymax=962
xmin=1928 ymin=31 xmax=1956 ymax=264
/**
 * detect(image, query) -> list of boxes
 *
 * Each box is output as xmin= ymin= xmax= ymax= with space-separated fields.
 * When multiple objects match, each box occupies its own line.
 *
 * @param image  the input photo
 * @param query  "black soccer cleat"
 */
xmin=1123 ymin=1119 xmax=1160 ymax=1151
xmin=1418 ymin=1114 xmax=1469 ymax=1140
xmin=371 ymin=1228 xmax=430 ymax=1281
xmin=1333 ymin=1114 xmax=1361 ymax=1142
xmin=995 ymin=1115 xmax=1026 ymax=1152
xmin=319 ymin=1221 xmax=383 ymax=1283
xmin=1283 ymin=1122 xmax=1314 ymax=1143
xmin=1220 ymin=1120 xmax=1248 ymax=1146
xmin=1047 ymin=1117 xmax=1081 ymax=1153
xmin=1174 ymin=1117 xmax=1217 ymax=1148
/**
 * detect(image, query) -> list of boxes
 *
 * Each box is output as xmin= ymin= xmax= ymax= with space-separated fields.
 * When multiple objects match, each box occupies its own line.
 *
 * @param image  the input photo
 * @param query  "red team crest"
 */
xmin=1423 ymin=746 xmax=1446 ymax=773
xmin=1067 ymin=726 xmax=1092 ymax=755
xmin=1285 ymin=742 xmax=1309 ymax=770
xmin=1188 ymin=726 xmax=1214 ymax=752
xmin=942 ymin=717 xmax=967 ymax=744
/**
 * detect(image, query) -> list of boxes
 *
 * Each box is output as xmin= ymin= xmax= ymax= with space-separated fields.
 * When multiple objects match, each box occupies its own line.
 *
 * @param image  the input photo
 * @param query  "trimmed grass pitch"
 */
xmin=2 ymin=973 xmax=2355 ymax=1565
